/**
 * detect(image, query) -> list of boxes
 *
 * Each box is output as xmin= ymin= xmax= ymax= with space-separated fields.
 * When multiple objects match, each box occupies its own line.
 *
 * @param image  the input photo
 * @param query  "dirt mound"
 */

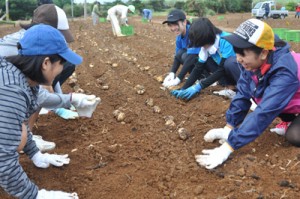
xmin=1 ymin=13 xmax=300 ymax=198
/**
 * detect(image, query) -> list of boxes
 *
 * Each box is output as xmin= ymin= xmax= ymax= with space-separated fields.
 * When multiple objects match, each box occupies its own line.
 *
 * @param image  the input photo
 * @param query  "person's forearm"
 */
xmin=37 ymin=88 xmax=71 ymax=109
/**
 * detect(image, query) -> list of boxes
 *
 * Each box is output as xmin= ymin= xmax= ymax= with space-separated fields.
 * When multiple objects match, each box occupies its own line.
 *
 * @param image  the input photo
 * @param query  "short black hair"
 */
xmin=6 ymin=54 xmax=65 ymax=84
xmin=233 ymin=46 xmax=263 ymax=56
xmin=188 ymin=17 xmax=222 ymax=47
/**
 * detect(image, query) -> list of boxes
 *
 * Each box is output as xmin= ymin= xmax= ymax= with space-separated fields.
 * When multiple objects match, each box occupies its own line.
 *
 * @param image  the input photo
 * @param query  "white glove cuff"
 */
xmin=208 ymin=45 xmax=217 ymax=55
xmin=224 ymin=126 xmax=232 ymax=134
xmin=163 ymin=72 xmax=176 ymax=87
xmin=220 ymin=126 xmax=231 ymax=142
xmin=37 ymin=189 xmax=47 ymax=199
xmin=208 ymin=35 xmax=220 ymax=55
xmin=31 ymin=151 xmax=43 ymax=161
xmin=220 ymin=142 xmax=234 ymax=156
xmin=198 ymin=47 xmax=208 ymax=63
xmin=168 ymin=72 xmax=175 ymax=79
xmin=171 ymin=77 xmax=181 ymax=86
xmin=76 ymin=97 xmax=101 ymax=118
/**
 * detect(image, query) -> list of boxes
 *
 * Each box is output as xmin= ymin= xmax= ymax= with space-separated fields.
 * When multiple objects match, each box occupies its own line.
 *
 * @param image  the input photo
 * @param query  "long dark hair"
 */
xmin=6 ymin=54 xmax=65 ymax=84
xmin=188 ymin=17 xmax=222 ymax=47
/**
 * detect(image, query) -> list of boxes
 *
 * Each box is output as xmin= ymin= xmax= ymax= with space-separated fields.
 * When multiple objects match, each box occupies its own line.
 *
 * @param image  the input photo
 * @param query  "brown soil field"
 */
xmin=1 ymin=13 xmax=300 ymax=199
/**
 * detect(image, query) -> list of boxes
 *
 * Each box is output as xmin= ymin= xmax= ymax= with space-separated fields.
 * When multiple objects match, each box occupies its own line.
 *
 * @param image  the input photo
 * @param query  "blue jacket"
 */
xmin=208 ymin=31 xmax=235 ymax=64
xmin=175 ymin=24 xmax=200 ymax=55
xmin=142 ymin=9 xmax=152 ymax=19
xmin=226 ymin=41 xmax=300 ymax=150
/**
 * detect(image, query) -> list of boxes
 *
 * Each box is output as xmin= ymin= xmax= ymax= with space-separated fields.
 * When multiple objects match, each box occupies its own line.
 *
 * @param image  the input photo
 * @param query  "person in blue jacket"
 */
xmin=171 ymin=17 xmax=240 ymax=100
xmin=196 ymin=18 xmax=300 ymax=170
xmin=162 ymin=9 xmax=201 ymax=88
xmin=142 ymin=9 xmax=152 ymax=22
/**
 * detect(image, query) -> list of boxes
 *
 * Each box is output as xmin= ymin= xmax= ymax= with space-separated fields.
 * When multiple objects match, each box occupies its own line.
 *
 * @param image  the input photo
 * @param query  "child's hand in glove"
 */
xmin=71 ymin=93 xmax=101 ymax=118
xmin=37 ymin=189 xmax=78 ymax=199
xmin=31 ymin=151 xmax=70 ymax=169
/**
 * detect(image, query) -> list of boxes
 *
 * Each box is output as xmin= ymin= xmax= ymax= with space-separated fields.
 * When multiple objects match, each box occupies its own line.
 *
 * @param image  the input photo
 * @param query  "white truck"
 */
xmin=252 ymin=1 xmax=288 ymax=19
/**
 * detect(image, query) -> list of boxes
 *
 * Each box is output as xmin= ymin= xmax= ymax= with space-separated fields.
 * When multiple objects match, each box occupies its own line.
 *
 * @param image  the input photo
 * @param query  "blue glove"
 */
xmin=55 ymin=108 xmax=79 ymax=120
xmin=170 ymin=89 xmax=185 ymax=98
xmin=180 ymin=84 xmax=202 ymax=100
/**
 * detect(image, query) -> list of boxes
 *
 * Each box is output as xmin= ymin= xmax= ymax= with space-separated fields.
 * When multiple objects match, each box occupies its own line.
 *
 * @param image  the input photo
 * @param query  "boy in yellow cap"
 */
xmin=196 ymin=19 xmax=300 ymax=169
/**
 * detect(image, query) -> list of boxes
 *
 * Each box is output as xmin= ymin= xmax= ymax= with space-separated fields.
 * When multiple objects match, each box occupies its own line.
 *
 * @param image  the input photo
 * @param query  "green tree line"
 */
xmin=0 ymin=0 xmax=293 ymax=21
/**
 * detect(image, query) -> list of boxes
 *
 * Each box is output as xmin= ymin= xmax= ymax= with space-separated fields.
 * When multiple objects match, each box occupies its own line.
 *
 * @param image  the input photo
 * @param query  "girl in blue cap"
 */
xmin=196 ymin=19 xmax=300 ymax=170
xmin=0 ymin=24 xmax=82 ymax=199
xmin=162 ymin=9 xmax=201 ymax=88
xmin=171 ymin=17 xmax=240 ymax=100
xmin=0 ymin=4 xmax=101 ymax=153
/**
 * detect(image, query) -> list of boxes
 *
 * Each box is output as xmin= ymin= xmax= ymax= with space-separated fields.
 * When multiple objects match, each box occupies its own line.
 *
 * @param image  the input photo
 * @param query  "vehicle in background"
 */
xmin=252 ymin=1 xmax=288 ymax=19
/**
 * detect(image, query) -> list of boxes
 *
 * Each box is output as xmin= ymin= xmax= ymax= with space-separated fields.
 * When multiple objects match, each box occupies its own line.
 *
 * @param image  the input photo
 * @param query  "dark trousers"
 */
xmin=206 ymin=56 xmax=241 ymax=86
xmin=171 ymin=49 xmax=199 ymax=80
xmin=177 ymin=54 xmax=198 ymax=80
xmin=171 ymin=49 xmax=187 ymax=73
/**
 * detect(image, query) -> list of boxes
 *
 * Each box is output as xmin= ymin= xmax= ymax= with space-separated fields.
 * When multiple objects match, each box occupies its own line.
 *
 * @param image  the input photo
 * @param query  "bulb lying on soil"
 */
xmin=145 ymin=98 xmax=154 ymax=107
xmin=153 ymin=106 xmax=161 ymax=113
xmin=178 ymin=128 xmax=189 ymax=140
xmin=113 ymin=110 xmax=125 ymax=122
xmin=134 ymin=85 xmax=145 ymax=95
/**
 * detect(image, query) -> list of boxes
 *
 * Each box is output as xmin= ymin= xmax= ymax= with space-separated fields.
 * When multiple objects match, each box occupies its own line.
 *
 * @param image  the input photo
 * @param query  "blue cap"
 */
xmin=19 ymin=24 xmax=82 ymax=65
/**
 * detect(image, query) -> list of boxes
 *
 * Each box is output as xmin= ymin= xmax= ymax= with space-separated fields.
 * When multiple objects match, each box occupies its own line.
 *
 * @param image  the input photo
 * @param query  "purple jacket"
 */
xmin=226 ymin=42 xmax=300 ymax=150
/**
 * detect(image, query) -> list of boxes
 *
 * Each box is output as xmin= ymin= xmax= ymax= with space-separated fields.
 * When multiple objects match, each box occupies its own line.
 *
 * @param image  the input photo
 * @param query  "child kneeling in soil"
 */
xmin=162 ymin=9 xmax=201 ymax=88
xmin=195 ymin=18 xmax=300 ymax=170
xmin=171 ymin=17 xmax=240 ymax=100
xmin=0 ymin=24 xmax=82 ymax=199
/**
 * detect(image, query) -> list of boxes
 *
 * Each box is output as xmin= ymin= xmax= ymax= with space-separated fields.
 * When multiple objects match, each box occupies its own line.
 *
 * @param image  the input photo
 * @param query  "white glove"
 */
xmin=31 ymin=151 xmax=70 ymax=169
xmin=213 ymin=89 xmax=236 ymax=99
xmin=163 ymin=77 xmax=180 ymax=87
xmin=55 ymin=108 xmax=79 ymax=120
xmin=163 ymin=72 xmax=175 ymax=86
xmin=270 ymin=128 xmax=285 ymax=136
xmin=204 ymin=126 xmax=231 ymax=144
xmin=270 ymin=121 xmax=290 ymax=136
xmin=71 ymin=93 xmax=101 ymax=118
xmin=208 ymin=45 xmax=217 ymax=55
xmin=37 ymin=189 xmax=78 ymax=199
xmin=195 ymin=142 xmax=233 ymax=169
xmin=250 ymin=98 xmax=257 ymax=111
xmin=198 ymin=47 xmax=208 ymax=63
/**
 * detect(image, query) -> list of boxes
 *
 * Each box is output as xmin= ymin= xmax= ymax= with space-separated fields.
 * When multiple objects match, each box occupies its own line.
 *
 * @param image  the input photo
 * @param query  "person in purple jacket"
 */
xmin=195 ymin=18 xmax=300 ymax=170
xmin=162 ymin=9 xmax=200 ymax=88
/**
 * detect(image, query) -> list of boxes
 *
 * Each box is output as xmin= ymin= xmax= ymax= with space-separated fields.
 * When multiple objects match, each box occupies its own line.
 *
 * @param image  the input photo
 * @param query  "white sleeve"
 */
xmin=0 ymin=29 xmax=25 ymax=57
xmin=121 ymin=6 xmax=128 ymax=19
